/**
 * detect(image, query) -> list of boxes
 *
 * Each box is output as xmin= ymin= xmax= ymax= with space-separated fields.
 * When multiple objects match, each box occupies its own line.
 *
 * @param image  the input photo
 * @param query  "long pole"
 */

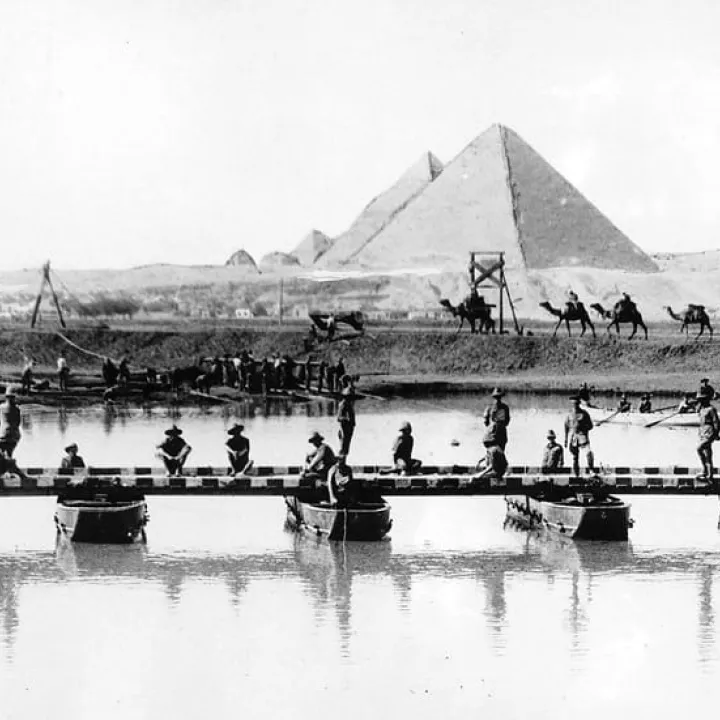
xmin=278 ymin=279 xmax=284 ymax=326
xmin=498 ymin=255 xmax=505 ymax=334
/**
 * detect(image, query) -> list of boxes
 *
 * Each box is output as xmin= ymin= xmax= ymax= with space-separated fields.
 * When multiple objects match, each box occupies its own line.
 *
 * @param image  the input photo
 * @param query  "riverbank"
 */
xmin=1 ymin=327 xmax=718 ymax=405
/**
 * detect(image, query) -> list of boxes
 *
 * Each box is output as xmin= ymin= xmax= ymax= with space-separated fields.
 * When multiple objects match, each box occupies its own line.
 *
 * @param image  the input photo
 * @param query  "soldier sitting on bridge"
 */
xmin=472 ymin=428 xmax=508 ymax=481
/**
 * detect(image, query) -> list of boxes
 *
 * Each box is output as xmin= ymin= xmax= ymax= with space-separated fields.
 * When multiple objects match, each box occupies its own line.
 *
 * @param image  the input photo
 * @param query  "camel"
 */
xmin=590 ymin=300 xmax=648 ymax=340
xmin=664 ymin=305 xmax=713 ymax=339
xmin=440 ymin=297 xmax=496 ymax=334
xmin=539 ymin=301 xmax=595 ymax=338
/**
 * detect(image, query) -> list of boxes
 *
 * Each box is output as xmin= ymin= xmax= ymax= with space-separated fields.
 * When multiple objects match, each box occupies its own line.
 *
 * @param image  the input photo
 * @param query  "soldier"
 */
xmin=564 ymin=395 xmax=594 ymax=477
xmin=473 ymin=428 xmax=508 ymax=480
xmin=327 ymin=455 xmax=360 ymax=507
xmin=21 ymin=356 xmax=34 ymax=395
xmin=696 ymin=388 xmax=720 ymax=482
xmin=226 ymin=424 xmax=251 ymax=474
xmin=700 ymin=378 xmax=716 ymax=400
xmin=302 ymin=431 xmax=337 ymax=495
xmin=483 ymin=388 xmax=510 ymax=450
xmin=57 ymin=353 xmax=70 ymax=392
xmin=0 ymin=386 xmax=22 ymax=458
xmin=617 ymin=393 xmax=631 ymax=412
xmin=392 ymin=422 xmax=422 ymax=474
xmin=336 ymin=386 xmax=357 ymax=455
xmin=541 ymin=429 xmax=564 ymax=471
xmin=638 ymin=394 xmax=652 ymax=413
xmin=156 ymin=425 xmax=192 ymax=477
xmin=61 ymin=443 xmax=86 ymax=470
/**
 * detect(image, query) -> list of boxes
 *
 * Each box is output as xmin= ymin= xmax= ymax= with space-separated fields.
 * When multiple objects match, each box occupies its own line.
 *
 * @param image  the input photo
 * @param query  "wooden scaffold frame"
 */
xmin=468 ymin=250 xmax=522 ymax=335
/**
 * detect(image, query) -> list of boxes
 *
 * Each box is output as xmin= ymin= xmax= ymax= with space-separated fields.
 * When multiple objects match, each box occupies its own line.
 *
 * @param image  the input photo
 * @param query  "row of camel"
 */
xmin=440 ymin=297 xmax=713 ymax=339
xmin=539 ymin=301 xmax=713 ymax=339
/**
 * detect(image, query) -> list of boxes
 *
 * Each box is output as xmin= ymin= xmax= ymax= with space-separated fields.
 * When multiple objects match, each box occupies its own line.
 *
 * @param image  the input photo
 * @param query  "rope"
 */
xmin=55 ymin=331 xmax=115 ymax=363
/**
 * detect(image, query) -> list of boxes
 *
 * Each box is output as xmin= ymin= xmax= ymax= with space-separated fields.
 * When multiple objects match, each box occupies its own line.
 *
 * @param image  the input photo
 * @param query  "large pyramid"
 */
xmin=314 ymin=151 xmax=444 ymax=267
xmin=323 ymin=124 xmax=656 ymax=273
xmin=292 ymin=229 xmax=333 ymax=266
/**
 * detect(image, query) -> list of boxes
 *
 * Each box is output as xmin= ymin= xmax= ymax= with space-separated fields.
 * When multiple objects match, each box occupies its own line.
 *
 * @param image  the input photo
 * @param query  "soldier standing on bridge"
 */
xmin=484 ymin=388 xmax=510 ymax=451
xmin=564 ymin=395 xmax=594 ymax=477
xmin=696 ymin=387 xmax=720 ymax=483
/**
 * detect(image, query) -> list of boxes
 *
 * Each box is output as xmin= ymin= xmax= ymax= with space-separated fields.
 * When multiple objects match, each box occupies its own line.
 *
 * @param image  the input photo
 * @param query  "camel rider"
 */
xmin=639 ymin=394 xmax=652 ymax=413
xmin=696 ymin=388 xmax=720 ymax=481
xmin=617 ymin=394 xmax=631 ymax=413
xmin=617 ymin=292 xmax=636 ymax=314
xmin=484 ymin=388 xmax=510 ymax=450
xmin=566 ymin=289 xmax=579 ymax=311
xmin=564 ymin=395 xmax=594 ymax=477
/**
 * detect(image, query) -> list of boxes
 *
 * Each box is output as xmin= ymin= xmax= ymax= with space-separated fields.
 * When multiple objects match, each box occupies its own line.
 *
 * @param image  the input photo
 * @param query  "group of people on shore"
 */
xmin=15 ymin=349 xmax=353 ymax=401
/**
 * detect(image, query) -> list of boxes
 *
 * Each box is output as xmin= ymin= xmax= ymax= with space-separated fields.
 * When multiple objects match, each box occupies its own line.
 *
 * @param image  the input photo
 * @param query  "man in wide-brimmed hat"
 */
xmin=302 ymin=431 xmax=336 ymax=493
xmin=483 ymin=388 xmax=510 ymax=451
xmin=226 ymin=423 xmax=252 ymax=475
xmin=541 ymin=429 xmax=564 ymax=471
xmin=156 ymin=425 xmax=192 ymax=477
xmin=61 ymin=442 xmax=86 ymax=470
xmin=696 ymin=387 xmax=720 ymax=482
xmin=564 ymin=395 xmax=594 ymax=477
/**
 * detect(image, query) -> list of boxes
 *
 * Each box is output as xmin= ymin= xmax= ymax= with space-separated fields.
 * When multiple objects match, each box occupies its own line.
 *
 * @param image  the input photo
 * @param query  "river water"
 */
xmin=2 ymin=394 xmax=720 ymax=719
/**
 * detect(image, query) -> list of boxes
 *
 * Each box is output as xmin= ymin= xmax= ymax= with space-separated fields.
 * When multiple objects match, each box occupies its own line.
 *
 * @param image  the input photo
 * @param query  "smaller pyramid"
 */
xmin=225 ymin=249 xmax=260 ymax=272
xmin=315 ymin=151 xmax=444 ymax=267
xmin=292 ymin=230 xmax=333 ymax=266
xmin=259 ymin=251 xmax=301 ymax=270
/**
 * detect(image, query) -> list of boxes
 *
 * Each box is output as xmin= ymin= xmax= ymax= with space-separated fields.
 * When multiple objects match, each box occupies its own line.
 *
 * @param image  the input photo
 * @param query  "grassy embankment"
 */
xmin=1 ymin=326 xmax=718 ymax=399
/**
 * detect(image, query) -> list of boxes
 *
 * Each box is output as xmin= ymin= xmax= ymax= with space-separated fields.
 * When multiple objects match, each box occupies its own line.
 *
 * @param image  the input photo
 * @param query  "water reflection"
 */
xmin=293 ymin=534 xmax=393 ymax=657
xmin=14 ymin=392 xmax=705 ymax=468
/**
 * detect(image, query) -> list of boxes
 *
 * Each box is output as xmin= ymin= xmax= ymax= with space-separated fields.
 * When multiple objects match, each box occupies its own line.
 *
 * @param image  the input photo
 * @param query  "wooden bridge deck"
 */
xmin=1 ymin=465 xmax=717 ymax=495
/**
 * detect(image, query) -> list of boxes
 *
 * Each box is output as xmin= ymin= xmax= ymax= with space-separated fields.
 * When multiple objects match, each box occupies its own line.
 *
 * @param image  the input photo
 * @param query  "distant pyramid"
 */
xmin=315 ymin=151 xmax=444 ymax=267
xmin=330 ymin=125 xmax=656 ymax=273
xmin=225 ymin=249 xmax=259 ymax=272
xmin=292 ymin=229 xmax=333 ymax=265
xmin=259 ymin=251 xmax=301 ymax=270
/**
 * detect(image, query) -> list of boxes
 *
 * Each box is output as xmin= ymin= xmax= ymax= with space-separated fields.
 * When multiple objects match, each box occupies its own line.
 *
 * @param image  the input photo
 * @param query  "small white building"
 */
xmin=235 ymin=307 xmax=253 ymax=320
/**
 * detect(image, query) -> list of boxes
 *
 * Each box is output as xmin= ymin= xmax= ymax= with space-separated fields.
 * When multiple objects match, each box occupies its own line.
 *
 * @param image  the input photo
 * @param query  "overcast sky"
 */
xmin=1 ymin=0 xmax=718 ymax=270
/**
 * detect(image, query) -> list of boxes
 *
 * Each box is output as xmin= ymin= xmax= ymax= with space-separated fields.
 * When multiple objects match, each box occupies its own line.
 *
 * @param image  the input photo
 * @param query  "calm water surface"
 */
xmin=2 ymin=395 xmax=719 ymax=719
xmin=9 ymin=392 xmax=704 ymax=468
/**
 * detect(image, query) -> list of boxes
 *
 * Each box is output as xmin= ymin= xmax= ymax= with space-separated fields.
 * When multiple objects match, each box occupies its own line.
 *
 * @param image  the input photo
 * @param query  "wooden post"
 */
xmin=498 ymin=255 xmax=505 ymax=334
xmin=278 ymin=279 xmax=284 ymax=326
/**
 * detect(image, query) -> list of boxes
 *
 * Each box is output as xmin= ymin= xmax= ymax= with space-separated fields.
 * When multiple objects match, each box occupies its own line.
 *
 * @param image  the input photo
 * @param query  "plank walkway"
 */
xmin=1 ymin=465 xmax=718 ymax=495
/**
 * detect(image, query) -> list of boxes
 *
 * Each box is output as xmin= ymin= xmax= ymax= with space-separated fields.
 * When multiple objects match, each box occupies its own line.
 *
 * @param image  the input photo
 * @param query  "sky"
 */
xmin=1 ymin=0 xmax=719 ymax=270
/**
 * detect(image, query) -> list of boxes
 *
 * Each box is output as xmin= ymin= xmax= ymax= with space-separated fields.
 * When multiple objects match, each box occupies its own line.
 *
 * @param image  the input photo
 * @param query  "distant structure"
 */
xmin=259 ymin=252 xmax=301 ymax=271
xmin=307 ymin=124 xmax=657 ymax=275
xmin=292 ymin=229 xmax=333 ymax=266
xmin=314 ymin=151 xmax=444 ymax=267
xmin=225 ymin=249 xmax=260 ymax=273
